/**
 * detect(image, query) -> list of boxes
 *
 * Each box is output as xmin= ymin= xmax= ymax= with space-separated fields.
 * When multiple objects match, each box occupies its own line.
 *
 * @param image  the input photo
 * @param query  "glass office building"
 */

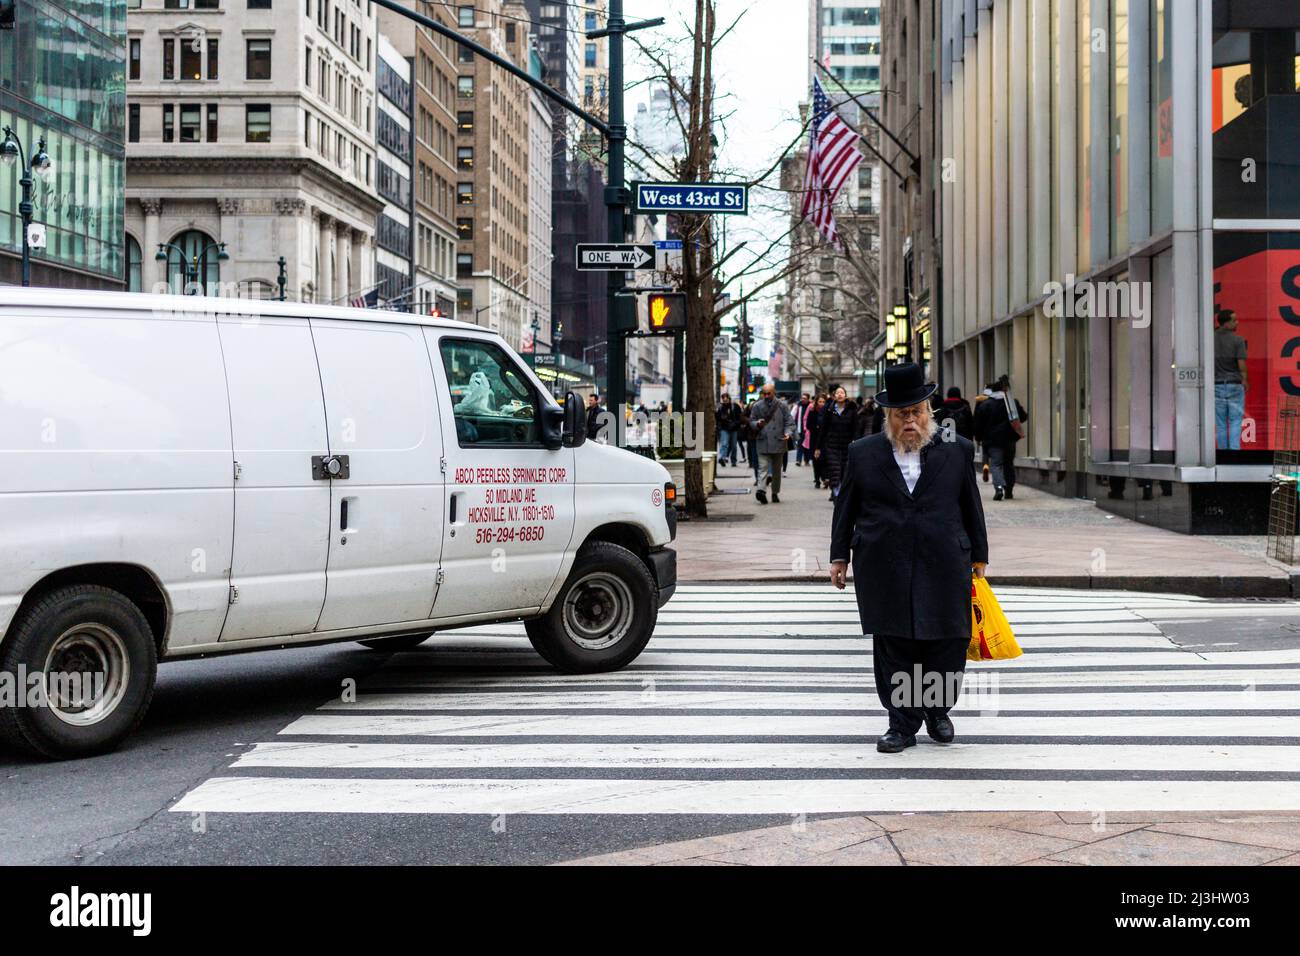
xmin=937 ymin=0 xmax=1300 ymax=532
xmin=0 ymin=0 xmax=127 ymax=288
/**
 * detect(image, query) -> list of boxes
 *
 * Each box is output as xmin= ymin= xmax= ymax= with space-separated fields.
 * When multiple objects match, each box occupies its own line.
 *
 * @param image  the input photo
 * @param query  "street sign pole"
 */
xmin=604 ymin=0 xmax=628 ymax=411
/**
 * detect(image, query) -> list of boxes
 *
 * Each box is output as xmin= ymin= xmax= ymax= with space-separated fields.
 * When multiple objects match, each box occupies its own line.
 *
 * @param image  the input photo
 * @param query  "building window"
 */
xmin=129 ymin=38 xmax=141 ymax=80
xmin=505 ymin=23 xmax=515 ymax=43
xmin=164 ymin=0 xmax=219 ymax=7
xmin=207 ymin=103 xmax=219 ymax=141
xmin=458 ymin=75 xmax=473 ymax=98
xmin=457 ymin=146 xmax=473 ymax=170
xmin=246 ymin=38 xmax=272 ymax=80
xmin=248 ymin=0 xmax=272 ymax=8
xmin=246 ymin=104 xmax=272 ymax=142
xmin=457 ymin=5 xmax=473 ymax=27
xmin=457 ymin=110 xmax=473 ymax=133
xmin=207 ymin=38 xmax=219 ymax=80
xmin=162 ymin=103 xmax=174 ymax=142
xmin=456 ymin=253 xmax=473 ymax=278
xmin=126 ymin=235 xmax=142 ymax=293
xmin=179 ymin=35 xmax=202 ymax=80
xmin=163 ymin=39 xmax=175 ymax=80
xmin=164 ymin=229 xmax=222 ymax=295
xmin=457 ymin=182 xmax=474 ymax=204
xmin=128 ymin=103 xmax=140 ymax=142
xmin=585 ymin=43 xmax=596 ymax=67
xmin=456 ymin=217 xmax=473 ymax=240
xmin=180 ymin=103 xmax=202 ymax=142
xmin=458 ymin=45 xmax=473 ymax=64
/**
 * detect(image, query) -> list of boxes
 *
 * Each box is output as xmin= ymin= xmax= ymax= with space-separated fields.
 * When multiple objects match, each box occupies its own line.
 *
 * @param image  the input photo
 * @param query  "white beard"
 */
xmin=884 ymin=412 xmax=938 ymax=454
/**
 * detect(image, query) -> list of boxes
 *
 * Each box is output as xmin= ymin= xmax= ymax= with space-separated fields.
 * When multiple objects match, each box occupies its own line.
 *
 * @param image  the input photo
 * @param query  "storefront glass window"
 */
xmin=1077 ymin=0 xmax=1092 ymax=272
xmin=1111 ymin=0 xmax=1129 ymax=254
xmin=1210 ymin=2 xmax=1300 ymax=220
xmin=1211 ymin=231 xmax=1300 ymax=460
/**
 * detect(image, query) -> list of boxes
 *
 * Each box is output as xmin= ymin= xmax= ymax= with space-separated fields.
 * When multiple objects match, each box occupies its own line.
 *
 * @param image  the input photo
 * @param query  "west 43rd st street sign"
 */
xmin=575 ymin=243 xmax=656 ymax=271
xmin=636 ymin=183 xmax=748 ymax=215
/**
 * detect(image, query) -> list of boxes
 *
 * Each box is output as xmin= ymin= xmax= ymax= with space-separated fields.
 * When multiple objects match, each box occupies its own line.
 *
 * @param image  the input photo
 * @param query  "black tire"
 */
xmin=357 ymin=633 xmax=431 ymax=651
xmin=0 ymin=585 xmax=157 ymax=760
xmin=524 ymin=541 xmax=657 ymax=673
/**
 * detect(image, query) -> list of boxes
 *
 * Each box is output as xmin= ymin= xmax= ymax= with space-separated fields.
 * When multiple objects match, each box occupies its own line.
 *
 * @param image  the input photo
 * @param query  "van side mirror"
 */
xmin=562 ymin=390 xmax=587 ymax=448
xmin=541 ymin=398 xmax=565 ymax=450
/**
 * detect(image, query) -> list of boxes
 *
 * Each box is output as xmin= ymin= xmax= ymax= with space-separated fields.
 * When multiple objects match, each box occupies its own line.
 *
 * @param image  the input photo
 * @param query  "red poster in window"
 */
xmin=1213 ymin=247 xmax=1300 ymax=451
xmin=1158 ymin=97 xmax=1173 ymax=158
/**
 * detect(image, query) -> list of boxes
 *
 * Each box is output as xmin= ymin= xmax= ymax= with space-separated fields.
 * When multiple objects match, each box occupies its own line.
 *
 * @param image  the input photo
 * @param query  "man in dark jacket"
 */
xmin=715 ymin=393 xmax=741 ymax=467
xmin=934 ymin=387 xmax=974 ymax=441
xmin=585 ymin=393 xmax=606 ymax=442
xmin=973 ymin=375 xmax=1028 ymax=500
xmin=830 ymin=363 xmax=989 ymax=753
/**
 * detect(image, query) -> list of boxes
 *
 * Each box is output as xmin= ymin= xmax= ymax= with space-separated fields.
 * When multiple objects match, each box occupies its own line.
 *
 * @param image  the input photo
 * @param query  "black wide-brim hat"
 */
xmin=875 ymin=361 xmax=938 ymax=408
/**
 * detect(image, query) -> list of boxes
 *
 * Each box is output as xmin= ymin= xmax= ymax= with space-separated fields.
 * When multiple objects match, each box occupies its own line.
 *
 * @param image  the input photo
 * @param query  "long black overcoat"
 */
xmin=830 ymin=432 xmax=989 ymax=640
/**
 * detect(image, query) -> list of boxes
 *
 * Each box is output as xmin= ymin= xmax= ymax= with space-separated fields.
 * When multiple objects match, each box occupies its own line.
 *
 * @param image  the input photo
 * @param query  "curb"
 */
xmin=677 ymin=574 xmax=1294 ymax=599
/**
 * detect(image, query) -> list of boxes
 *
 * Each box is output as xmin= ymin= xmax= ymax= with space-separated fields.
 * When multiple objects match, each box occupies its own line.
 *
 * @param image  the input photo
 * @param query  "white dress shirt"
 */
xmin=893 ymin=448 xmax=922 ymax=494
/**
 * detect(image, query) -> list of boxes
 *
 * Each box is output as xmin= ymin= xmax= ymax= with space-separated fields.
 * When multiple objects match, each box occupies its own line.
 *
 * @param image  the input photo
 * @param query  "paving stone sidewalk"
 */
xmin=674 ymin=459 xmax=1291 ymax=596
xmin=557 ymin=811 xmax=1300 ymax=866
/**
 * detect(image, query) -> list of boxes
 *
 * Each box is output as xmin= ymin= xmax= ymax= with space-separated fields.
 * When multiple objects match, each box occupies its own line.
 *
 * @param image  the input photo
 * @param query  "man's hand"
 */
xmin=830 ymin=561 xmax=848 ymax=590
xmin=973 ymin=562 xmax=988 ymax=579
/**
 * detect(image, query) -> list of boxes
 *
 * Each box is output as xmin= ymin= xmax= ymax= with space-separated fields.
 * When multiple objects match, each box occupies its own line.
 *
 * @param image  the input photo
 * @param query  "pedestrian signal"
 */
xmin=647 ymin=292 xmax=687 ymax=330
xmin=0 ymin=0 xmax=13 ymax=30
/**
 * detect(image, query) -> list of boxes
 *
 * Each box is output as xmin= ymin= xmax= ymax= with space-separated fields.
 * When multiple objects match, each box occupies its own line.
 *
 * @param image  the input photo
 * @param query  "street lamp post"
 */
xmin=277 ymin=256 xmax=287 ymax=302
xmin=155 ymin=240 xmax=229 ymax=295
xmin=1 ymin=127 xmax=54 ymax=288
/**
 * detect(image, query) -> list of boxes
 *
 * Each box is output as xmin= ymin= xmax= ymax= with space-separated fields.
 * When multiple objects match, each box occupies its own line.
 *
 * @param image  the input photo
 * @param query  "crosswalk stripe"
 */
xmin=171 ymin=776 xmax=1300 ymax=814
xmin=168 ymin=584 xmax=1300 ymax=817
xmin=320 ymin=689 xmax=1300 ymax=712
xmin=231 ymin=741 xmax=1300 ymax=773
xmin=276 ymin=712 xmax=1300 ymax=738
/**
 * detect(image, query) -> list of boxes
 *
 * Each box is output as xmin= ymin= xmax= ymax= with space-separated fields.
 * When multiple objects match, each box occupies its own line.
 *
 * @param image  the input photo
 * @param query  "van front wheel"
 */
xmin=525 ymin=542 xmax=657 ymax=673
xmin=0 ymin=585 xmax=157 ymax=759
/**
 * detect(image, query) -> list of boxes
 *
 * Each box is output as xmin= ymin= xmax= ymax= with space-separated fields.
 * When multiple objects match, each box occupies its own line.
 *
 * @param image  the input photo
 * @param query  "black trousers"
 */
xmin=871 ymin=635 xmax=970 ymax=736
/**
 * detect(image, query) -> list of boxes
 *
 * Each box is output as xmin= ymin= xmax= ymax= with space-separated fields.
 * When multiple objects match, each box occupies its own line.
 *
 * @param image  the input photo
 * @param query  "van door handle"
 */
xmin=449 ymin=494 xmax=458 ymax=523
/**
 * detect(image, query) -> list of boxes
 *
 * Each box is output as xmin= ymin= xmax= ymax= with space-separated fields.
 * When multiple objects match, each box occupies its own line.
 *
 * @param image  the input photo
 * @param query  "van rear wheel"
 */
xmin=0 ymin=585 xmax=157 ymax=759
xmin=525 ymin=541 xmax=657 ymax=673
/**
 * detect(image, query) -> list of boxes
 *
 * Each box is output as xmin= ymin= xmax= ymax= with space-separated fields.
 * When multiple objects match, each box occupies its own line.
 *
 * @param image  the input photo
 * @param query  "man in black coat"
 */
xmin=829 ymin=363 xmax=989 ymax=753
xmin=973 ymin=374 xmax=1028 ymax=500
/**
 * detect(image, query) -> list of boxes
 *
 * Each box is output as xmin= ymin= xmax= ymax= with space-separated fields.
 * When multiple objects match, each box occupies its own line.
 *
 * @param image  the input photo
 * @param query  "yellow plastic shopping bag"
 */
xmin=968 ymin=576 xmax=1022 ymax=661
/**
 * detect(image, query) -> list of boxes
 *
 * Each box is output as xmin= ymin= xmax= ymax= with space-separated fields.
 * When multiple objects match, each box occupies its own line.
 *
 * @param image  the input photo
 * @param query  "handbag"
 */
xmin=967 ymin=577 xmax=1022 ymax=661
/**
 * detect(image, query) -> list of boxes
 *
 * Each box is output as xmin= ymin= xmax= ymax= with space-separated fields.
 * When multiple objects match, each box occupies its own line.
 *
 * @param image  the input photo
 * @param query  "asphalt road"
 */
xmin=3 ymin=584 xmax=1300 ymax=866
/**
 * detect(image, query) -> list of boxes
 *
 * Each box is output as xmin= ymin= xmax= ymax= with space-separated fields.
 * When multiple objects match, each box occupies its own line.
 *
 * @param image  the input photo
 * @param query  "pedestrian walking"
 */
xmin=829 ymin=362 xmax=989 ymax=753
xmin=934 ymin=386 xmax=974 ymax=441
xmin=816 ymin=386 xmax=858 ymax=501
xmin=807 ymin=394 xmax=827 ymax=488
xmin=794 ymin=394 xmax=813 ymax=467
xmin=749 ymin=383 xmax=794 ymax=505
xmin=854 ymin=397 xmax=881 ymax=439
xmin=973 ymin=374 xmax=1028 ymax=500
xmin=715 ymin=393 xmax=741 ymax=467
xmin=742 ymin=401 xmax=760 ymax=484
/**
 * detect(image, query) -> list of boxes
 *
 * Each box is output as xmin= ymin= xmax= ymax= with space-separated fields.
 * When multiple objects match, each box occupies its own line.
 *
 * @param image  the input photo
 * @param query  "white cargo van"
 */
xmin=0 ymin=289 xmax=676 ymax=758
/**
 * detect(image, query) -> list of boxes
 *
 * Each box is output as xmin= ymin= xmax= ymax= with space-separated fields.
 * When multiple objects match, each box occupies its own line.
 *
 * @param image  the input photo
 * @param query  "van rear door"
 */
xmin=310 ymin=319 xmax=444 ymax=631
xmin=217 ymin=314 xmax=331 ymax=642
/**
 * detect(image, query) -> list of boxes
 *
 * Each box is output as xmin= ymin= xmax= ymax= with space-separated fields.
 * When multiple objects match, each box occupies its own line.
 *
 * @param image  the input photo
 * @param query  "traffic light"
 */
xmin=647 ymin=292 xmax=687 ymax=331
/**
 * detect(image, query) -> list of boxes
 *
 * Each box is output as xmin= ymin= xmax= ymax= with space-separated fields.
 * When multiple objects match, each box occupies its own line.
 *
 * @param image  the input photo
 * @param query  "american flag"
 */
xmin=801 ymin=78 xmax=863 ymax=247
xmin=350 ymin=289 xmax=379 ymax=309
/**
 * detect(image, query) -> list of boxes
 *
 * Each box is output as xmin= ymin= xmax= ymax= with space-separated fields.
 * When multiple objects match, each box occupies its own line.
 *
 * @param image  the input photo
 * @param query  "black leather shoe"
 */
xmin=771 ymin=493 xmax=780 ymax=503
xmin=925 ymin=714 xmax=955 ymax=743
xmin=1004 ymin=489 xmax=1014 ymax=500
xmin=876 ymin=730 xmax=917 ymax=753
xmin=993 ymin=486 xmax=1004 ymax=501
xmin=755 ymin=489 xmax=768 ymax=504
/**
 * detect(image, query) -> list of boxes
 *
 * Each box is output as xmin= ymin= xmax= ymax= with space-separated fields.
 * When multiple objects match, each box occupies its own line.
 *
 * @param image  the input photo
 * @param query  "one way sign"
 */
xmin=575 ymin=243 xmax=656 ymax=271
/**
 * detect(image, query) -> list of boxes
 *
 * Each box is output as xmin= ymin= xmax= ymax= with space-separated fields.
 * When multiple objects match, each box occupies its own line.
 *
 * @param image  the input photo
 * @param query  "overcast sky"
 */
xmin=625 ymin=0 xmax=809 ymax=343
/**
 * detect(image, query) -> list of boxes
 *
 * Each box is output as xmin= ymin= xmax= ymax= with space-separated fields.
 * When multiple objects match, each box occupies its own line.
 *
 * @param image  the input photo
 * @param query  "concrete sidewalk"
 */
xmin=674 ymin=457 xmax=1292 ymax=596
xmin=558 ymin=811 xmax=1300 ymax=866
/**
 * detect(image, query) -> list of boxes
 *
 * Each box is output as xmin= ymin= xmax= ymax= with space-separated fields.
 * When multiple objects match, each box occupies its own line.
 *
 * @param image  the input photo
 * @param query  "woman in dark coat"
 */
xmin=815 ymin=386 xmax=858 ymax=500
xmin=805 ymin=395 xmax=827 ymax=488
